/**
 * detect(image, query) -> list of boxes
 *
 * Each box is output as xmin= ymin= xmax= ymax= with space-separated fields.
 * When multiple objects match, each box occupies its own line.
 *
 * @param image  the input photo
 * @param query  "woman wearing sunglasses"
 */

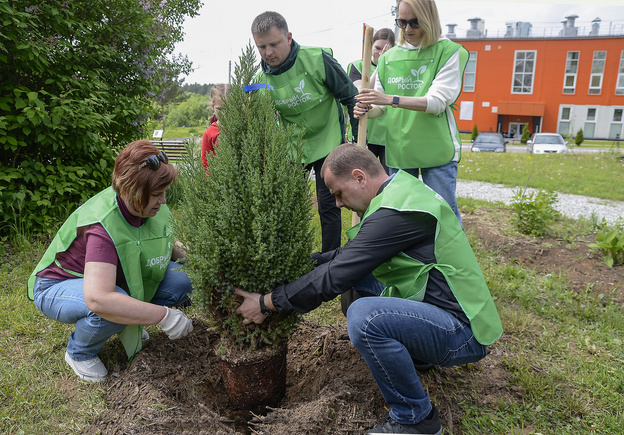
xmin=27 ymin=140 xmax=193 ymax=382
xmin=354 ymin=0 xmax=469 ymax=227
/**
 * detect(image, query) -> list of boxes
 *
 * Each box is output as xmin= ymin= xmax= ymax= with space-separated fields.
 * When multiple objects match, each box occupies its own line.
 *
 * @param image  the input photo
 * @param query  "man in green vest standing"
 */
xmin=251 ymin=11 xmax=359 ymax=253
xmin=235 ymin=144 xmax=503 ymax=434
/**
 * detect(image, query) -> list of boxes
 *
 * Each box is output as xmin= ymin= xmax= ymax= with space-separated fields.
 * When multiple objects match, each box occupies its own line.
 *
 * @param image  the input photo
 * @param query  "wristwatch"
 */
xmin=259 ymin=294 xmax=273 ymax=317
xmin=391 ymin=95 xmax=400 ymax=108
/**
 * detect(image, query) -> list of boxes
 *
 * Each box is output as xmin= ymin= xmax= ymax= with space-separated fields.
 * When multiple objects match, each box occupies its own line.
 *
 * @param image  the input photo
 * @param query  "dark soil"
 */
xmin=85 ymin=207 xmax=622 ymax=434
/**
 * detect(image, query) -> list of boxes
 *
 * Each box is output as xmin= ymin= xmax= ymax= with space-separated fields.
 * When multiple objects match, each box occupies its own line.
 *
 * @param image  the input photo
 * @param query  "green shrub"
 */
xmin=471 ymin=125 xmax=479 ymax=141
xmin=511 ymin=188 xmax=560 ymax=236
xmin=520 ymin=123 xmax=530 ymax=144
xmin=0 ymin=1 xmax=201 ymax=237
xmin=575 ymin=129 xmax=584 ymax=146
xmin=174 ymin=45 xmax=314 ymax=350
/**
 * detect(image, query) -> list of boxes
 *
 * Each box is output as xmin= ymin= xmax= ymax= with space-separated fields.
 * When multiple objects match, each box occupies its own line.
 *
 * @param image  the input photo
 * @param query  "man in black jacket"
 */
xmin=235 ymin=144 xmax=502 ymax=435
xmin=251 ymin=10 xmax=359 ymax=252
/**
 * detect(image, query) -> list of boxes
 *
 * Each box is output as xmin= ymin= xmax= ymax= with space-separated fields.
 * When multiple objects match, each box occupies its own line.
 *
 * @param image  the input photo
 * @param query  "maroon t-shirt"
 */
xmin=39 ymin=196 xmax=146 ymax=286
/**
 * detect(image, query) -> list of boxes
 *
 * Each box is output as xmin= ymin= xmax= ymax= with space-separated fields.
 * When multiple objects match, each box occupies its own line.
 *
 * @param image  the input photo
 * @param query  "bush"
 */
xmin=174 ymin=45 xmax=314 ymax=350
xmin=511 ymin=188 xmax=560 ymax=237
xmin=165 ymin=93 xmax=210 ymax=128
xmin=520 ymin=123 xmax=530 ymax=144
xmin=575 ymin=129 xmax=584 ymax=146
xmin=0 ymin=0 xmax=201 ymax=237
xmin=471 ymin=125 xmax=479 ymax=141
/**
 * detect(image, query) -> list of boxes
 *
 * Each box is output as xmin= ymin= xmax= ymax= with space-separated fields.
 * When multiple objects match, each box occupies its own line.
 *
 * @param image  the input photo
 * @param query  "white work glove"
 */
xmin=158 ymin=307 xmax=193 ymax=340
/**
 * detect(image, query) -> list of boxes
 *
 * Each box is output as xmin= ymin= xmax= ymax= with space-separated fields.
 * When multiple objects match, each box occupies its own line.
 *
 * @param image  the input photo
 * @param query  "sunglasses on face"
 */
xmin=139 ymin=151 xmax=169 ymax=170
xmin=395 ymin=17 xmax=420 ymax=29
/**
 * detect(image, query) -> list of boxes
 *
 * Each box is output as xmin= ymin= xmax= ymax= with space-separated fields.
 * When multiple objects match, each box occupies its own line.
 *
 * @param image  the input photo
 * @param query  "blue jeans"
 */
xmin=33 ymin=261 xmax=193 ymax=361
xmin=389 ymin=161 xmax=462 ymax=225
xmin=347 ymin=297 xmax=487 ymax=425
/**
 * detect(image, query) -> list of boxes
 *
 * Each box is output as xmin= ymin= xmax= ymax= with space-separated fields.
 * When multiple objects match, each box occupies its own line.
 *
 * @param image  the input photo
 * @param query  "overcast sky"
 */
xmin=174 ymin=0 xmax=624 ymax=85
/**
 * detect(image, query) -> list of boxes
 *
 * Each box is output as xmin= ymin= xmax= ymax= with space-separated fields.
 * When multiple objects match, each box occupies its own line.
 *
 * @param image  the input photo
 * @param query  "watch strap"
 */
xmin=259 ymin=294 xmax=273 ymax=316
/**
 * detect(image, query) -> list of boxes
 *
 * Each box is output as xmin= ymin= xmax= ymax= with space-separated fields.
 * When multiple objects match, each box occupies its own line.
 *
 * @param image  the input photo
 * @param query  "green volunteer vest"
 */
xmin=377 ymin=40 xmax=468 ymax=169
xmin=27 ymin=187 xmax=175 ymax=359
xmin=345 ymin=171 xmax=502 ymax=345
xmin=257 ymin=46 xmax=342 ymax=164
xmin=347 ymin=59 xmax=387 ymax=145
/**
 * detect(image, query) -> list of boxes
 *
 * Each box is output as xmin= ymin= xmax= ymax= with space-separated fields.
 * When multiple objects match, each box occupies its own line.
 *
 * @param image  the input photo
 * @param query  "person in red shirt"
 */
xmin=201 ymin=83 xmax=230 ymax=170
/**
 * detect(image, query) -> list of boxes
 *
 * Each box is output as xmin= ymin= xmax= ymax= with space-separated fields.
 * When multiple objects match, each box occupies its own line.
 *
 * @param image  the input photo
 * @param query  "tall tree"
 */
xmin=0 ymin=0 xmax=202 ymax=235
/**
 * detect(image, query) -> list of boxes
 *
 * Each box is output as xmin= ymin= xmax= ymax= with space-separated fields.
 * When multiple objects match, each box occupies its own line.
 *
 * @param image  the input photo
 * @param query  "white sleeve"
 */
xmin=372 ymin=69 xmax=388 ymax=115
xmin=424 ymin=49 xmax=462 ymax=116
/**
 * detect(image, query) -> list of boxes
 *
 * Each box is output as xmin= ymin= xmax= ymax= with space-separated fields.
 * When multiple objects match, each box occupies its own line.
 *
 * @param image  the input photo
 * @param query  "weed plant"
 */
xmin=588 ymin=220 xmax=624 ymax=267
xmin=510 ymin=188 xmax=560 ymax=236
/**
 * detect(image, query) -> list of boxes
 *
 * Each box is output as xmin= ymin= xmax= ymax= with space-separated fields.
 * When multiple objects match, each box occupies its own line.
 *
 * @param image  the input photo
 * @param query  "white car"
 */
xmin=527 ymin=133 xmax=569 ymax=154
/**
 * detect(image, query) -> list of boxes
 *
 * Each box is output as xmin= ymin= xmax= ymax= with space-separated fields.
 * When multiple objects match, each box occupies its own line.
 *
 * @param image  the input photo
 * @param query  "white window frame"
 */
xmin=512 ymin=50 xmax=536 ymax=94
xmin=616 ymin=51 xmax=624 ymax=95
xmin=584 ymin=108 xmax=597 ymax=138
xmin=558 ymin=106 xmax=572 ymax=136
xmin=588 ymin=51 xmax=606 ymax=95
xmin=563 ymin=51 xmax=579 ymax=94
xmin=463 ymin=51 xmax=477 ymax=92
xmin=609 ymin=108 xmax=623 ymax=139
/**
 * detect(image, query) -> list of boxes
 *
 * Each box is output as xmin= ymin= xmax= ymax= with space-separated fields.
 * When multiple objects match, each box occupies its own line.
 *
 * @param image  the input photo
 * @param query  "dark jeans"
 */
xmin=306 ymin=157 xmax=342 ymax=252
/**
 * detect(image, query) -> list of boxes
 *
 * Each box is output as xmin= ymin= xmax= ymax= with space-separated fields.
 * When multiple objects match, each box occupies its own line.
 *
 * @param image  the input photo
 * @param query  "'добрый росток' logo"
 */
xmin=387 ymin=65 xmax=427 ymax=90
xmin=275 ymin=79 xmax=312 ymax=109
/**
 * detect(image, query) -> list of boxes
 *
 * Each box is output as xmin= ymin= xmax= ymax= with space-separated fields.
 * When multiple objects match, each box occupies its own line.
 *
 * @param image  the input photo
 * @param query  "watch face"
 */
xmin=392 ymin=96 xmax=399 ymax=106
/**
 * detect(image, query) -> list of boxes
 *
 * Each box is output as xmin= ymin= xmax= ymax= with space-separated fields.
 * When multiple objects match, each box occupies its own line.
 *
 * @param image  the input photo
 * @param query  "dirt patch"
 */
xmin=85 ymin=206 xmax=622 ymax=434
xmin=464 ymin=207 xmax=623 ymax=303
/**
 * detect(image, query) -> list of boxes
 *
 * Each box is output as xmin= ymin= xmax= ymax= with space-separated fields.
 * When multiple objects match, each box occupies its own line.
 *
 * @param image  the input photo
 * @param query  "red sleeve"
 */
xmin=84 ymin=224 xmax=118 ymax=266
xmin=207 ymin=124 xmax=220 ymax=153
xmin=201 ymin=128 xmax=210 ymax=170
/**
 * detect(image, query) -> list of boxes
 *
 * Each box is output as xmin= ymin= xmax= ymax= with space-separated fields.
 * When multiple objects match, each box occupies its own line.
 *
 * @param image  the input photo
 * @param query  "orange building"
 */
xmin=452 ymin=19 xmax=624 ymax=140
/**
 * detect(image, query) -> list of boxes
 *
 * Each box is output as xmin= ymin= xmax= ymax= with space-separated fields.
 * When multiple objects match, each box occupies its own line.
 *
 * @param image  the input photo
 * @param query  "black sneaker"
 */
xmin=366 ymin=405 xmax=442 ymax=434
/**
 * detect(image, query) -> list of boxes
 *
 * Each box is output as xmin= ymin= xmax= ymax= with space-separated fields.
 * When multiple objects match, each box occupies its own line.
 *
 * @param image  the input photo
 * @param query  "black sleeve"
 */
xmin=322 ymin=50 xmax=359 ymax=142
xmin=348 ymin=63 xmax=363 ymax=82
xmin=271 ymin=208 xmax=436 ymax=314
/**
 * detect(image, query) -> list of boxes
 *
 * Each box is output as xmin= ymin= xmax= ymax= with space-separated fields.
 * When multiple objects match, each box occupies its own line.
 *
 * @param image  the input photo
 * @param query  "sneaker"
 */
xmin=64 ymin=351 xmax=108 ymax=382
xmin=367 ymin=405 xmax=442 ymax=434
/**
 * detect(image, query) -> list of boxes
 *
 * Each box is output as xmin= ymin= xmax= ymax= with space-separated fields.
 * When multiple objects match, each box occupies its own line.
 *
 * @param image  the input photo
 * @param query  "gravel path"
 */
xmin=456 ymin=180 xmax=624 ymax=225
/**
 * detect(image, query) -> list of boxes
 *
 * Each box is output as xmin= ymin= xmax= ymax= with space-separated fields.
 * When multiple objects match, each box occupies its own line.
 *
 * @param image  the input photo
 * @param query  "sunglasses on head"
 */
xmin=139 ymin=151 xmax=169 ymax=170
xmin=395 ymin=17 xmax=420 ymax=29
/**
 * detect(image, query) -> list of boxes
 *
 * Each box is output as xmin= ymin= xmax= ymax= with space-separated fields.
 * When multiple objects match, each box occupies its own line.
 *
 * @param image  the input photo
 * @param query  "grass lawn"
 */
xmin=458 ymin=151 xmax=624 ymax=201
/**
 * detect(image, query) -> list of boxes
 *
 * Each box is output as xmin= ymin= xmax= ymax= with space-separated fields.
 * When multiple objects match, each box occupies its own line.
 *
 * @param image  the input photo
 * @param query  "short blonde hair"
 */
xmin=397 ymin=0 xmax=442 ymax=49
xmin=210 ymin=83 xmax=230 ymax=100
